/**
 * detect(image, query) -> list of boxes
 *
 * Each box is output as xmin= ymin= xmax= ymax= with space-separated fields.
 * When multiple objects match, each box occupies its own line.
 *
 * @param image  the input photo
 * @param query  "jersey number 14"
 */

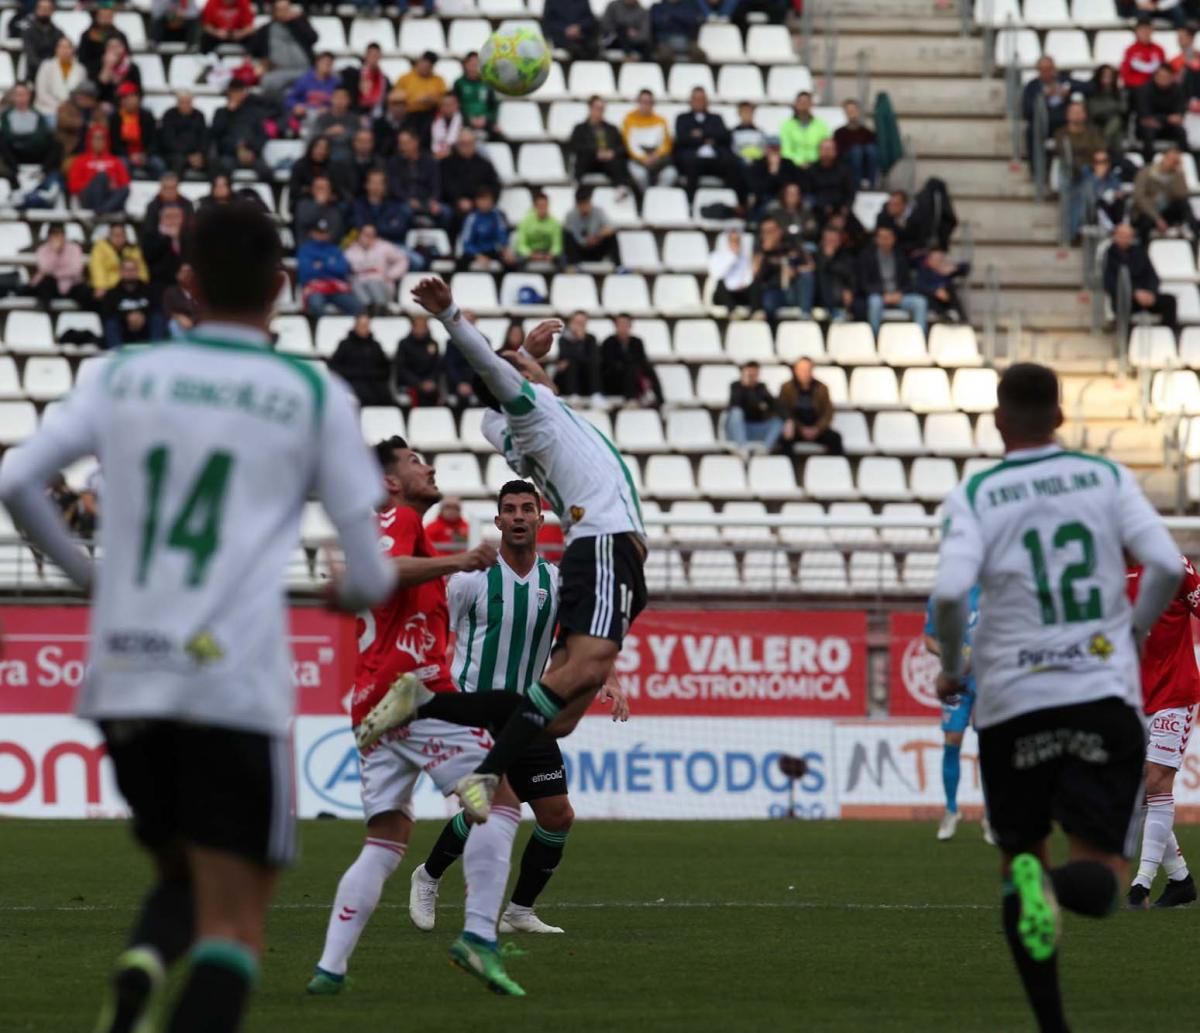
xmin=1020 ymin=521 xmax=1102 ymax=625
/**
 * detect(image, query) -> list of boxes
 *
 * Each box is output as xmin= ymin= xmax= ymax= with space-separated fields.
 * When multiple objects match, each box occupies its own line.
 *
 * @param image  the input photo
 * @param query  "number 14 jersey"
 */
xmin=937 ymin=444 xmax=1173 ymax=730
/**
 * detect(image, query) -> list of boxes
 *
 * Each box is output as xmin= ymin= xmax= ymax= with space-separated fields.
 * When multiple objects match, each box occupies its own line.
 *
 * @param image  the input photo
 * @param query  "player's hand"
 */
xmin=411 ymin=277 xmax=453 ymax=314
xmin=935 ymin=672 xmax=965 ymax=702
xmin=598 ymin=679 xmax=630 ymax=722
xmin=523 ymin=319 xmax=563 ymax=360
xmin=458 ymin=541 xmax=497 ymax=572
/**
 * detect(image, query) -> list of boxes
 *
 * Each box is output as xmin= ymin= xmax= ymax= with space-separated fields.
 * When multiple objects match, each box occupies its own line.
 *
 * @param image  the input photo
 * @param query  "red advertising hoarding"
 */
xmin=887 ymin=610 xmax=941 ymax=717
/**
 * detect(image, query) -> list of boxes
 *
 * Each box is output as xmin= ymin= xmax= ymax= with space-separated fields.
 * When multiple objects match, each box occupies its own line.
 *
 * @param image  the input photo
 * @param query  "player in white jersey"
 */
xmin=0 ymin=204 xmax=395 ymax=1033
xmin=356 ymin=277 xmax=648 ymax=822
xmin=931 ymin=362 xmax=1180 ymax=1033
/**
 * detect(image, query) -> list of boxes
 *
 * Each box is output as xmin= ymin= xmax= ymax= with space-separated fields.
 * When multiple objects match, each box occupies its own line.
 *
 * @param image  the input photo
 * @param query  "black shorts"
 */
xmin=101 ymin=719 xmax=296 ymax=868
xmin=978 ymin=696 xmax=1145 ymax=858
xmin=556 ymin=533 xmax=647 ymax=647
xmin=508 ymin=734 xmax=568 ymax=802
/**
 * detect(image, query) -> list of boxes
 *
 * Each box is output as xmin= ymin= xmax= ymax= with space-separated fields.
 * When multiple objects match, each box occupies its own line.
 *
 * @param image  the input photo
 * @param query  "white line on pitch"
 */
xmin=0 ymin=901 xmax=995 ymax=913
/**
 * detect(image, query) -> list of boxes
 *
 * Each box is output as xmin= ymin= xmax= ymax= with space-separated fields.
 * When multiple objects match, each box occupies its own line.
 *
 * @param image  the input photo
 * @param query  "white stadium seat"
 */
xmin=643 ymin=454 xmax=699 ymax=499
xmin=877 ymin=324 xmax=930 ymax=367
xmin=776 ymin=321 xmax=826 ymax=362
xmin=688 ymin=550 xmax=741 ymax=593
xmin=653 ymin=274 xmax=705 ymax=316
xmin=549 ymin=273 xmax=600 ymax=313
xmin=923 ymin=412 xmax=977 ymax=457
xmin=698 ymin=24 xmax=745 ymax=63
xmin=1042 ymin=29 xmax=1092 ymax=70
xmin=974 ymin=0 xmax=1023 ymax=26
xmin=849 ymin=551 xmax=900 ymax=593
xmin=272 ymin=315 xmax=315 ymax=356
xmin=1025 ymin=0 xmax=1073 ymax=28
xmin=814 ymin=365 xmax=849 ymax=405
xmin=777 ymin=501 xmax=828 ymax=546
xmin=833 ymin=410 xmax=873 ymax=455
xmin=449 ymin=273 xmax=500 ymax=314
xmin=500 ymin=272 xmax=551 ymax=312
xmin=952 ymin=368 xmax=999 ymax=413
xmin=903 ymin=553 xmax=939 ymax=592
xmin=975 ymin=413 xmax=1004 ymax=455
xmin=847 ymin=366 xmax=900 ymax=410
xmin=1092 ymin=30 xmax=1134 ymax=68
xmin=928 ymin=325 xmax=982 ymax=367
xmin=644 ymin=548 xmax=687 ymax=592
xmin=909 ymin=457 xmax=959 ymax=503
xmin=1070 ymin=0 xmax=1120 ymax=29
xmin=361 ymin=407 xmax=405 ymax=442
xmin=617 ymin=230 xmax=661 ymax=273
xmin=310 ymin=15 xmax=349 ymax=53
xmin=673 ymin=318 xmax=723 ymax=361
xmin=725 ymin=322 xmax=775 ymax=364
xmin=669 ymin=501 xmax=715 ymax=542
xmin=22 ymin=357 xmax=71 ymax=402
xmin=634 ymin=318 xmax=672 ymax=359
xmin=641 ymin=187 xmax=692 ymax=229
xmin=0 ymin=401 xmax=36 ymax=445
xmin=662 ymin=231 xmax=711 ymax=274
xmin=407 ymin=408 xmax=460 ymax=451
xmin=715 ymin=64 xmax=765 ymax=103
xmin=826 ymin=323 xmax=878 ymax=365
xmin=667 ymin=408 xmax=717 ymax=453
xmin=459 ymin=408 xmax=492 ymax=453
xmin=1129 ymin=325 xmax=1177 ymax=369
xmin=497 ymin=102 xmax=545 ymax=141
xmin=993 ymin=28 xmax=1040 ymax=68
xmin=698 ymin=454 xmax=751 ymax=499
xmin=516 ymin=143 xmax=569 ymax=184
xmin=803 ymin=455 xmax=859 ymax=500
xmin=696 ymin=363 xmax=740 ymax=407
xmin=765 ymin=65 xmax=814 ymax=103
xmin=615 ymin=409 xmax=666 ymax=452
xmin=746 ymin=25 xmax=796 ymax=64
xmin=592 ymin=187 xmax=641 ymax=228
xmin=828 ymin=502 xmax=877 ymax=546
xmin=568 ymin=61 xmax=617 ymax=99
xmin=1152 ymin=370 xmax=1200 ymax=414
xmin=900 ymin=367 xmax=954 ymax=413
xmin=667 ymin=62 xmax=716 ymax=101
xmin=857 ymin=456 xmax=910 ymax=502
xmin=447 ymin=19 xmax=490 ymax=56
xmin=0 ymin=356 xmax=20 ymax=399
xmin=398 ymin=18 xmax=445 ymax=56
xmin=5 ymin=311 xmax=55 ymax=354
xmin=881 ymin=502 xmax=933 ymax=544
xmin=618 ymin=63 xmax=667 ymax=100
xmin=798 ymin=550 xmax=849 ymax=593
xmin=871 ymin=411 xmax=925 ymax=456
xmin=657 ymin=364 xmax=695 ymax=405
xmin=748 ymin=455 xmax=800 ymax=499
xmin=434 ymin=453 xmax=485 ymax=495
xmin=719 ymin=501 xmax=773 ymax=541
xmin=1150 ymin=239 xmax=1198 ymax=282
xmin=349 ymin=17 xmax=397 ymax=52
xmin=602 ymin=275 xmax=653 ymax=316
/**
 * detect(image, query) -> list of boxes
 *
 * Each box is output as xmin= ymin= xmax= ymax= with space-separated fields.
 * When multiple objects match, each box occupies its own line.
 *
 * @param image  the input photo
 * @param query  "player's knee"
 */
xmin=1144 ymin=763 xmax=1177 ymax=796
xmin=537 ymin=798 xmax=574 ymax=832
xmin=945 ymin=732 xmax=964 ymax=748
xmin=546 ymin=709 xmax=582 ymax=738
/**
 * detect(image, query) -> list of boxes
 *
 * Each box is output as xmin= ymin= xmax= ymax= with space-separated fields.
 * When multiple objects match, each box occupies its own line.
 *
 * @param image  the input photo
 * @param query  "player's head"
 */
xmin=374 ymin=435 xmax=441 ymax=508
xmin=184 ymin=202 xmax=284 ymax=327
xmin=495 ymin=480 xmax=543 ymax=550
xmin=995 ymin=362 xmax=1063 ymax=446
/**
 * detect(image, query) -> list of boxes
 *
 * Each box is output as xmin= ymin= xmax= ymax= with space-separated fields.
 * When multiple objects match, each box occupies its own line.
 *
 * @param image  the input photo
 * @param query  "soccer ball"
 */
xmin=480 ymin=27 xmax=552 ymax=97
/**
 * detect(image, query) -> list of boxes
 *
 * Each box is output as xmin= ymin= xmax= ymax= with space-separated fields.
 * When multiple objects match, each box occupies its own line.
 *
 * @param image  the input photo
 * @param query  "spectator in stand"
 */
xmin=198 ymin=172 xmax=233 ymax=211
xmin=343 ymin=222 xmax=408 ymax=311
xmin=1087 ymin=64 xmax=1128 ymax=152
xmin=109 ymin=83 xmax=161 ymax=180
xmin=1054 ymin=100 xmax=1105 ymax=240
xmin=309 ymin=85 xmax=360 ymax=162
xmin=1170 ymin=21 xmax=1200 ymax=74
xmin=78 ymin=5 xmax=127 ymax=83
xmin=386 ymin=128 xmax=447 ymax=229
xmin=34 ymin=37 xmax=83 ymax=125
xmin=1131 ymin=145 xmax=1193 ymax=239
xmin=916 ymin=249 xmax=970 ymax=322
xmin=329 ymin=313 xmax=392 ymax=407
xmin=833 ymin=98 xmax=878 ymax=189
xmin=391 ymin=314 xmax=443 ymax=406
xmin=286 ymin=51 xmax=339 ymax=127
xmin=780 ymin=92 xmax=830 ymax=169
xmin=425 ymin=497 xmax=469 ymax=548
xmin=152 ymin=0 xmax=201 ymax=48
xmin=297 ymin=217 xmax=363 ymax=317
xmin=441 ymin=129 xmax=501 ymax=221
xmin=443 ymin=333 xmax=477 ymax=409
xmin=54 ymin=80 xmax=98 ymax=168
xmin=674 ymin=87 xmax=739 ymax=200
xmin=1136 ymin=63 xmax=1187 ymax=155
xmin=23 ymin=0 xmax=61 ymax=85
xmin=430 ymin=93 xmax=463 ymax=160
xmin=1085 ymin=149 xmax=1130 ymax=231
xmin=515 ymin=190 xmax=564 ymax=266
xmin=291 ymin=135 xmax=354 ymax=204
xmin=347 ymin=128 xmax=377 ymax=197
xmin=544 ymin=0 xmax=600 ymax=59
xmin=249 ymin=0 xmax=317 ymax=101
xmin=751 ymin=216 xmax=804 ymax=323
xmin=601 ymin=313 xmax=662 ymax=406
xmin=1122 ymin=16 xmax=1168 ymax=89
xmin=454 ymin=53 xmax=500 ymax=139
xmin=373 ymin=90 xmax=419 ymax=161
xmin=142 ymin=172 xmax=195 ymax=237
xmin=142 ymin=202 xmax=190 ymax=309
xmin=875 ymin=189 xmax=924 ymax=258
xmin=623 ymin=90 xmax=675 ymax=193
xmin=651 ymin=0 xmax=704 ymax=63
xmin=812 ymin=225 xmax=857 ymax=321
xmin=294 ymin=173 xmax=345 ymax=243
xmin=103 ymin=258 xmax=156 ymax=348
xmin=162 ymin=261 xmax=196 ymax=338
xmin=725 ymin=361 xmax=783 ymax=455
xmin=569 ymin=96 xmax=632 ymax=189
xmin=764 ymin=181 xmax=817 ymax=249
xmin=858 ymin=224 xmax=927 ymax=335
xmin=1104 ymin=220 xmax=1177 ymax=329
xmin=746 ymin=137 xmax=801 ymax=218
xmin=354 ymin=167 xmax=409 ymax=244
xmin=806 ymin=138 xmax=856 ymax=228
xmin=730 ymin=102 xmax=767 ymax=166
xmin=554 ymin=310 xmax=602 ymax=399
xmin=0 ymin=83 xmax=60 ymax=189
xmin=211 ymin=80 xmax=269 ymax=178
xmin=602 ymin=0 xmax=652 ymax=58
xmin=67 ymin=124 xmax=130 ymax=215
xmin=1022 ymin=56 xmax=1076 ymax=167
xmin=564 ymin=185 xmax=618 ymax=266
xmin=29 ymin=224 xmax=89 ymax=310
xmin=89 ymin=223 xmax=147 ymax=303
xmin=779 ymin=357 xmax=843 ymax=455
xmin=342 ymin=44 xmax=389 ymax=118
xmin=397 ymin=51 xmax=447 ymax=134
xmin=158 ymin=92 xmax=208 ymax=179
xmin=458 ymin=187 xmax=513 ymax=269
xmin=94 ymin=35 xmax=140 ymax=108
xmin=200 ymin=0 xmax=255 ymax=54
xmin=1116 ymin=0 xmax=1185 ymax=26
xmin=710 ymin=227 xmax=759 ymax=316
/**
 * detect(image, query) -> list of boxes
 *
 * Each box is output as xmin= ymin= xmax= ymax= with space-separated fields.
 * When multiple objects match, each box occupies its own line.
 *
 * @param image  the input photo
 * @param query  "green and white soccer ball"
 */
xmin=480 ymin=27 xmax=552 ymax=97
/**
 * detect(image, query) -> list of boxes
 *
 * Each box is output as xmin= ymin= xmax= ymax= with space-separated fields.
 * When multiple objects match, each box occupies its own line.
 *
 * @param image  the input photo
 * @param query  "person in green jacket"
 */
xmin=778 ymin=91 xmax=830 ymax=168
xmin=515 ymin=190 xmax=563 ymax=266
xmin=454 ymin=51 xmax=501 ymax=138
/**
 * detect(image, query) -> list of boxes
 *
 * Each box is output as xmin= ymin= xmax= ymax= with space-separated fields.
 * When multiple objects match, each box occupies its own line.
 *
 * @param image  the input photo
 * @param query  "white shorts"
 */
xmin=1146 ymin=705 xmax=1197 ymax=770
xmin=358 ymin=718 xmax=493 ymax=821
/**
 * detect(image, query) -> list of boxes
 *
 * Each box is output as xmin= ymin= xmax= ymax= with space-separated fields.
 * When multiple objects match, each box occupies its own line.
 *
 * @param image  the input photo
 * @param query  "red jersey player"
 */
xmin=309 ymin=435 xmax=529 ymax=996
xmin=1127 ymin=556 xmax=1200 ymax=908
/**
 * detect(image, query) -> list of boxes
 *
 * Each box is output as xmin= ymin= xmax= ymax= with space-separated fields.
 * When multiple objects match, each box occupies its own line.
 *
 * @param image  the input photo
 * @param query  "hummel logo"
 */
xmin=337 ymin=907 xmax=359 ymax=922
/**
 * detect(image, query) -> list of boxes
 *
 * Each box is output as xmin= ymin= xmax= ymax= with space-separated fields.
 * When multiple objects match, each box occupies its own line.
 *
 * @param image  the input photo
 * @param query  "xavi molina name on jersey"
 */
xmin=983 ymin=468 xmax=1105 ymax=509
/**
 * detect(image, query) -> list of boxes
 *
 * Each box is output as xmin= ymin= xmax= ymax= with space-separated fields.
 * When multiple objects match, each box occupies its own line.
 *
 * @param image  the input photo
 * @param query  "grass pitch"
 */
xmin=3 ymin=818 xmax=1199 ymax=1032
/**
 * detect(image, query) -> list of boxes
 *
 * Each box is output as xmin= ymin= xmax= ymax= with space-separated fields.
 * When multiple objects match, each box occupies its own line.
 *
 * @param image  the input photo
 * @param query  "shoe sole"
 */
xmin=1011 ymin=854 xmax=1057 ymax=962
xmin=93 ymin=948 xmax=165 ymax=1033
xmin=305 ymin=980 xmax=344 ymax=996
xmin=355 ymin=674 xmax=421 ymax=751
xmin=448 ymin=943 xmax=526 ymax=997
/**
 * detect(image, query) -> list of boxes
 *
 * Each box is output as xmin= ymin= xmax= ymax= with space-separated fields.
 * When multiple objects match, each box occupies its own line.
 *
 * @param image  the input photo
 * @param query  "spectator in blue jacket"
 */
xmin=459 ymin=187 xmax=514 ymax=270
xmin=354 ymin=167 xmax=410 ymax=244
xmin=286 ymin=51 xmax=339 ymax=126
xmin=915 ymin=250 xmax=970 ymax=322
xmin=652 ymin=0 xmax=703 ymax=62
xmin=297 ymin=218 xmax=364 ymax=317
xmin=543 ymin=0 xmax=600 ymax=59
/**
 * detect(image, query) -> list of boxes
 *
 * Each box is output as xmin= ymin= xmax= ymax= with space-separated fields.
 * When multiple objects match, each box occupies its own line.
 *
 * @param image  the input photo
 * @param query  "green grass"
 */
xmin=3 ymin=818 xmax=1199 ymax=1031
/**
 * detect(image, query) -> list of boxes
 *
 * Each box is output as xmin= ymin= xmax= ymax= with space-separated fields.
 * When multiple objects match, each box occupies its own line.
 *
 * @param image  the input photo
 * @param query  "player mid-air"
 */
xmin=932 ymin=362 xmax=1181 ymax=1033
xmin=356 ymin=277 xmax=648 ymax=823
xmin=0 ymin=203 xmax=397 ymax=1033
xmin=307 ymin=436 xmax=531 ymax=997
xmin=1126 ymin=555 xmax=1200 ymax=909
xmin=410 ymin=479 xmax=630 ymax=936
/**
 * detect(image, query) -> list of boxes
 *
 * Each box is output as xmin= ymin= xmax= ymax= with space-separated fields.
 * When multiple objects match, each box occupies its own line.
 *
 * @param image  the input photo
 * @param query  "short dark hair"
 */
xmin=374 ymin=435 xmax=408 ymax=471
xmin=741 ymin=360 xmax=760 ymax=371
xmin=575 ymin=185 xmax=593 ymax=202
xmin=532 ymin=190 xmax=548 ymax=203
xmin=615 ymin=311 xmax=632 ymax=321
xmin=796 ymin=90 xmax=812 ymax=100
xmin=997 ymin=362 xmax=1060 ymax=438
xmin=317 ymin=50 xmax=334 ymax=61
xmin=498 ymin=480 xmax=539 ymax=510
xmin=588 ymin=93 xmax=603 ymax=105
xmin=465 ymin=50 xmax=479 ymax=60
xmin=638 ymin=89 xmax=653 ymax=100
xmin=186 ymin=202 xmax=282 ymax=316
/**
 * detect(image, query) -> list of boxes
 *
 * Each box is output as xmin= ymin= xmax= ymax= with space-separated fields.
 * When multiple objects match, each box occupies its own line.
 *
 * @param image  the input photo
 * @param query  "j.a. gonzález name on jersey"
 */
xmin=110 ymin=367 xmax=307 ymax=429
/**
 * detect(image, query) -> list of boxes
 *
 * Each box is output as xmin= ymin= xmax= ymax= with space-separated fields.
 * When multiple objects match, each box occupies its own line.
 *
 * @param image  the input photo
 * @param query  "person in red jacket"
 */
xmin=67 ymin=124 xmax=130 ymax=215
xmin=1126 ymin=555 xmax=1200 ymax=909
xmin=425 ymin=497 xmax=469 ymax=551
xmin=1121 ymin=17 xmax=1167 ymax=89
xmin=200 ymin=0 xmax=254 ymax=53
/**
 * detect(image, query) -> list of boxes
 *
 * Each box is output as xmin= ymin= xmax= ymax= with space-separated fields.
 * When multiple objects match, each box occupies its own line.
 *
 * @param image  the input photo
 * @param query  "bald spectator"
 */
xmin=1104 ymin=220 xmax=1177 ymax=330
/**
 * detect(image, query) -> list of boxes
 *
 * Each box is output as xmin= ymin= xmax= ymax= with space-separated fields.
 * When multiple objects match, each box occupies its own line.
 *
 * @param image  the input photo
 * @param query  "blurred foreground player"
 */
xmin=0 ymin=203 xmax=396 ymax=1033
xmin=932 ymin=362 xmax=1181 ymax=1033
xmin=1126 ymin=556 xmax=1200 ymax=909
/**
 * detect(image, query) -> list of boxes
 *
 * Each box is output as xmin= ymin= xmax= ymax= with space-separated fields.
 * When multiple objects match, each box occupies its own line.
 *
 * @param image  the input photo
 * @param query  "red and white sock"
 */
xmin=1135 ymin=793 xmax=1176 ymax=889
xmin=463 ymin=805 xmax=520 ymax=943
xmin=317 ymin=838 xmax=406 ymax=976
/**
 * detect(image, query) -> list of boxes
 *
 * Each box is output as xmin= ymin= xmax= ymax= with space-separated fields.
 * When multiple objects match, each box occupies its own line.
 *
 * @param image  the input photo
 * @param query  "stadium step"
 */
xmin=901 ymin=117 xmax=1010 ymax=159
xmin=954 ymin=199 xmax=1062 ymax=246
xmin=928 ymin=159 xmax=1034 ymax=200
xmin=985 ymin=288 xmax=1096 ymax=330
xmin=831 ymin=77 xmax=1006 ymax=118
xmin=967 ymin=246 xmax=1085 ymax=290
xmin=1059 ymin=375 xmax=1142 ymax=420
xmin=809 ymin=33 xmax=985 ymax=77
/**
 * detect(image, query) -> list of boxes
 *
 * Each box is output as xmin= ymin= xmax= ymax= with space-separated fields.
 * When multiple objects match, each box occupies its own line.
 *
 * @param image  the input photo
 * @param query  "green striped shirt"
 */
xmin=448 ymin=556 xmax=559 ymax=694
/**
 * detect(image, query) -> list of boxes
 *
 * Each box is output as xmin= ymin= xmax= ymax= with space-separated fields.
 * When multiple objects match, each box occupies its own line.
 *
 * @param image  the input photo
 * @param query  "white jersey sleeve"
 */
xmin=931 ymin=486 xmax=983 ymax=676
xmin=447 ymin=569 xmax=485 ymax=629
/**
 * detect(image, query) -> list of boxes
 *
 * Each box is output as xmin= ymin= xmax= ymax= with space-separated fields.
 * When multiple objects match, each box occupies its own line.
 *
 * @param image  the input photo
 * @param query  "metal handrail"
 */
xmin=1115 ymin=263 xmax=1133 ymax=375
xmin=980 ymin=0 xmax=995 ymax=79
xmin=855 ymin=49 xmax=870 ymax=110
xmin=800 ymin=0 xmax=813 ymax=70
xmin=1005 ymin=46 xmax=1022 ymax=159
xmin=982 ymin=262 xmax=999 ymax=364
xmin=1057 ymin=136 xmax=1073 ymax=246
xmin=1032 ymin=93 xmax=1049 ymax=202
xmin=821 ymin=5 xmax=837 ymax=107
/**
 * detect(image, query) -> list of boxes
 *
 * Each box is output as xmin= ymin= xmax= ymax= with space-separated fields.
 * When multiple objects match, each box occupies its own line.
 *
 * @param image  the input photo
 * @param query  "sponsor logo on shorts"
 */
xmin=529 ymin=768 xmax=564 ymax=783
xmin=105 ymin=631 xmax=173 ymax=657
xmin=1011 ymin=729 xmax=1110 ymax=770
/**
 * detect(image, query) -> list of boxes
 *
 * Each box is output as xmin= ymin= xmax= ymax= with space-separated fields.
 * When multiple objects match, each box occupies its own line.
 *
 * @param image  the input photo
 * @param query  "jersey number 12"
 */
xmin=1020 ymin=521 xmax=1102 ymax=625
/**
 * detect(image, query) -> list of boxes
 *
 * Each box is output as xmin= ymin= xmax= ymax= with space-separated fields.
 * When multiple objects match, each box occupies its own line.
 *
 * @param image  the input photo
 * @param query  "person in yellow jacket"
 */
xmin=88 ymin=222 xmax=148 ymax=300
xmin=621 ymin=89 xmax=676 ymax=193
xmin=398 ymin=50 xmax=447 ymax=130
